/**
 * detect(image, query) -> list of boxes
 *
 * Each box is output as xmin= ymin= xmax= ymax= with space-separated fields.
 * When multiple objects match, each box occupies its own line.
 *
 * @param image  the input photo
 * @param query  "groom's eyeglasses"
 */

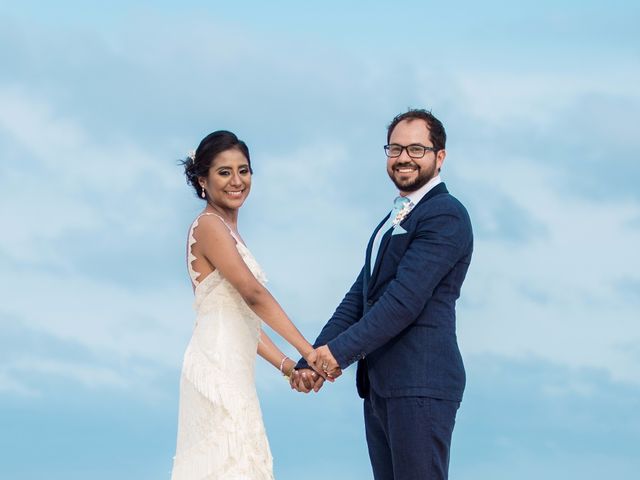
xmin=384 ymin=144 xmax=437 ymax=159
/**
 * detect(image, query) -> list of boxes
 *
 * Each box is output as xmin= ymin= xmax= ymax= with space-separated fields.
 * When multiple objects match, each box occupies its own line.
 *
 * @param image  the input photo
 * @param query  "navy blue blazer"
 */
xmin=302 ymin=183 xmax=473 ymax=402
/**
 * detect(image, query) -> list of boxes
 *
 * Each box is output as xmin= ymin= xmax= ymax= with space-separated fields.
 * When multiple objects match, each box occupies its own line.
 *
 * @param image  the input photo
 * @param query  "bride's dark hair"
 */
xmin=181 ymin=130 xmax=252 ymax=199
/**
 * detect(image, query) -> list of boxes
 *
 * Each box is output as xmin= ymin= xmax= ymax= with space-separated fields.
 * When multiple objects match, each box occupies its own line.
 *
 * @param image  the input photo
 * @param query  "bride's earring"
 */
xmin=200 ymin=185 xmax=206 ymax=198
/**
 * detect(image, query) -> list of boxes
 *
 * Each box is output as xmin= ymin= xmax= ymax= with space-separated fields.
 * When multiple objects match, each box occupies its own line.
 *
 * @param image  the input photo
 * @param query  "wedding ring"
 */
xmin=322 ymin=362 xmax=328 ymax=369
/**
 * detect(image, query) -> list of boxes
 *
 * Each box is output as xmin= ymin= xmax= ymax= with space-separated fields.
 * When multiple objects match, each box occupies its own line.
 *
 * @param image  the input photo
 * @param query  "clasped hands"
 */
xmin=290 ymin=345 xmax=341 ymax=393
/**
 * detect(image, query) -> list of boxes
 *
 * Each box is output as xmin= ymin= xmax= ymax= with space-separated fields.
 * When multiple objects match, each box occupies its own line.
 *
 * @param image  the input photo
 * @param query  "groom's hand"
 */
xmin=313 ymin=345 xmax=342 ymax=380
xmin=290 ymin=369 xmax=325 ymax=393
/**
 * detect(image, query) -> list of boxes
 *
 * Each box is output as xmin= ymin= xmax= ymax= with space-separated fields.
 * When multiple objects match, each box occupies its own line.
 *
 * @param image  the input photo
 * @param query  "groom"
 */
xmin=293 ymin=109 xmax=473 ymax=479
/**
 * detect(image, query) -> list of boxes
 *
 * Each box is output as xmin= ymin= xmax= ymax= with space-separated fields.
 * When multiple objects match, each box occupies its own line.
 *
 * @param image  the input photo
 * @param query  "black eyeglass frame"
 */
xmin=383 ymin=143 xmax=438 ymax=159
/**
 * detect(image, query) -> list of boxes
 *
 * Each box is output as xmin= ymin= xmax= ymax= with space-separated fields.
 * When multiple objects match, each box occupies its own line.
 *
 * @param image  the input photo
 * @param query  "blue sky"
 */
xmin=1 ymin=1 xmax=639 ymax=478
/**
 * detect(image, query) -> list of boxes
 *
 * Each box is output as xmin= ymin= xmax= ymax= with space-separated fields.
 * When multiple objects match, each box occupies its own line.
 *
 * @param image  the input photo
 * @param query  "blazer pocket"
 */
xmin=392 ymin=225 xmax=407 ymax=236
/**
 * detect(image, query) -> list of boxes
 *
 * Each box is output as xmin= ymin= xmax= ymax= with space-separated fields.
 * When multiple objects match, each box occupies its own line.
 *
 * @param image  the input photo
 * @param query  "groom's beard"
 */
xmin=388 ymin=160 xmax=437 ymax=192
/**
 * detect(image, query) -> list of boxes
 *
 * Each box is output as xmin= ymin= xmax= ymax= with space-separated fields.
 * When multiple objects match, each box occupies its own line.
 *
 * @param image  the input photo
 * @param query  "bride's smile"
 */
xmin=200 ymin=147 xmax=252 ymax=211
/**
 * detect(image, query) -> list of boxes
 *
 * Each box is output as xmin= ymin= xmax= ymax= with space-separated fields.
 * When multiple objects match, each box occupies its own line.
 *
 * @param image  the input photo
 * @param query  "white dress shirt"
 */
xmin=370 ymin=175 xmax=442 ymax=272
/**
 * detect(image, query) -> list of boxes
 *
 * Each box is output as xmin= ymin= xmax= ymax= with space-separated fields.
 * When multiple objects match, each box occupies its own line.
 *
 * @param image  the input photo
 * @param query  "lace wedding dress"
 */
xmin=171 ymin=213 xmax=274 ymax=480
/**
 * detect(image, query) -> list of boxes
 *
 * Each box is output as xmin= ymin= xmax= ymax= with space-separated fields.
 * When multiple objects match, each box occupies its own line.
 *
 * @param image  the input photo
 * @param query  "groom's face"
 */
xmin=386 ymin=119 xmax=445 ymax=193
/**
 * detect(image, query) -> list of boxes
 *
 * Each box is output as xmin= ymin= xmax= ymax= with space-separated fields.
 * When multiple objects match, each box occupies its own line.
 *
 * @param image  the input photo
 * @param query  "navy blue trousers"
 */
xmin=364 ymin=388 xmax=460 ymax=480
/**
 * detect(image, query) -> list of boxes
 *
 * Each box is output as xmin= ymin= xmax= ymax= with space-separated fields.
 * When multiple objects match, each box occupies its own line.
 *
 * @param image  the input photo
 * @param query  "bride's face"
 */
xmin=200 ymin=148 xmax=252 ymax=210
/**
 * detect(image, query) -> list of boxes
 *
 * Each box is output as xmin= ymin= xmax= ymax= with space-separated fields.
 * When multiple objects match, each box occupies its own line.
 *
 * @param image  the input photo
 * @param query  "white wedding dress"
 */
xmin=171 ymin=213 xmax=274 ymax=480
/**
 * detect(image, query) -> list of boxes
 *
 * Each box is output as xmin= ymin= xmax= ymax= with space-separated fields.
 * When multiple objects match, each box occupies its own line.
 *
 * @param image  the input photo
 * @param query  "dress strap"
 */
xmin=197 ymin=212 xmax=243 ymax=245
xmin=186 ymin=213 xmax=245 ymax=287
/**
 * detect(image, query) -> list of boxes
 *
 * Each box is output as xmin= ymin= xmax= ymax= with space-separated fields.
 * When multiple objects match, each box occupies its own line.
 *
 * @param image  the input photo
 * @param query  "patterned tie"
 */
xmin=370 ymin=196 xmax=411 ymax=272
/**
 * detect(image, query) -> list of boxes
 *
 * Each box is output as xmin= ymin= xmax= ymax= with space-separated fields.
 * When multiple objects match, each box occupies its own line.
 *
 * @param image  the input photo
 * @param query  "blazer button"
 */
xmin=367 ymin=300 xmax=373 ymax=306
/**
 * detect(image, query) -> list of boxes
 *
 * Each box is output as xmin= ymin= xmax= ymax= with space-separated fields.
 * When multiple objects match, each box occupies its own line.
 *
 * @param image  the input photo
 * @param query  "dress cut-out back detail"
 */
xmin=172 ymin=213 xmax=273 ymax=480
xmin=187 ymin=213 xmax=235 ymax=285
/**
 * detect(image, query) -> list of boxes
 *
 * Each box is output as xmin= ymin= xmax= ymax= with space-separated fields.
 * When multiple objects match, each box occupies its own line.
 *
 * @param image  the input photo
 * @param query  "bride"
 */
xmin=171 ymin=130 xmax=321 ymax=479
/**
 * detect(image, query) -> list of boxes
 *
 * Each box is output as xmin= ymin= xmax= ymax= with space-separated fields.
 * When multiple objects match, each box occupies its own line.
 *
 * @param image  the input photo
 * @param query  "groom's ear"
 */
xmin=436 ymin=148 xmax=446 ymax=173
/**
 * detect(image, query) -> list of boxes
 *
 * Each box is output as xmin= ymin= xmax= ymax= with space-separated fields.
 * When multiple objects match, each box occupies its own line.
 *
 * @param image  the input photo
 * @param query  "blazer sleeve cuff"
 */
xmin=328 ymin=337 xmax=365 ymax=369
xmin=295 ymin=358 xmax=310 ymax=370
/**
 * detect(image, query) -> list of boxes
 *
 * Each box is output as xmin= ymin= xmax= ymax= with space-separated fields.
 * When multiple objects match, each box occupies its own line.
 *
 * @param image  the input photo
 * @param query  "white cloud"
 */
xmin=0 ymin=4 xmax=639 ymax=402
xmin=0 ymin=265 xmax=191 ymax=363
xmin=455 ymin=155 xmax=640 ymax=383
xmin=0 ymin=84 xmax=185 ymax=266
xmin=452 ymin=68 xmax=640 ymax=128
xmin=8 ymin=357 xmax=128 ymax=389
xmin=0 ymin=370 xmax=39 ymax=397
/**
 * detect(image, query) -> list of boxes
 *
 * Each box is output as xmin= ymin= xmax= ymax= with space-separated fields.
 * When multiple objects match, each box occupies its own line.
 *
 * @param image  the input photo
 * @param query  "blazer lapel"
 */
xmin=368 ymin=182 xmax=449 ymax=289
xmin=369 ymin=228 xmax=392 ymax=288
xmin=365 ymin=214 xmax=390 ymax=281
xmin=414 ymin=182 xmax=448 ymax=208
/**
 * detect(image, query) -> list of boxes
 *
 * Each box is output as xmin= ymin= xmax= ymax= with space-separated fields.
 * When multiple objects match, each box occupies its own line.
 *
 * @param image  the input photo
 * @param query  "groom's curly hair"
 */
xmin=387 ymin=109 xmax=447 ymax=152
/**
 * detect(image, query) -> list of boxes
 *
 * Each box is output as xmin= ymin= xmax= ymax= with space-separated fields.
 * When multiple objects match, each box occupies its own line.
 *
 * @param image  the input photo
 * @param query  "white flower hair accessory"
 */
xmin=392 ymin=201 xmax=414 ymax=226
xmin=187 ymin=149 xmax=196 ymax=161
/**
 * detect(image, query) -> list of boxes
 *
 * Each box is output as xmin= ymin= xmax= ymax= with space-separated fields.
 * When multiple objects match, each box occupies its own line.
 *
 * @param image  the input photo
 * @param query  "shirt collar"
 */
xmin=401 ymin=174 xmax=442 ymax=205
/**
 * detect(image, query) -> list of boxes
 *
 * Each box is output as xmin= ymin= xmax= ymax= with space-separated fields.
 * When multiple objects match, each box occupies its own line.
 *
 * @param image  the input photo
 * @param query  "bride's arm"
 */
xmin=257 ymin=329 xmax=296 ymax=377
xmin=194 ymin=216 xmax=320 ymax=370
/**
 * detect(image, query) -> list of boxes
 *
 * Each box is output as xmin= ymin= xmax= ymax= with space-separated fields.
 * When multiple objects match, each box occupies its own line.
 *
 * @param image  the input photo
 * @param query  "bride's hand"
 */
xmin=289 ymin=368 xmax=325 ymax=393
